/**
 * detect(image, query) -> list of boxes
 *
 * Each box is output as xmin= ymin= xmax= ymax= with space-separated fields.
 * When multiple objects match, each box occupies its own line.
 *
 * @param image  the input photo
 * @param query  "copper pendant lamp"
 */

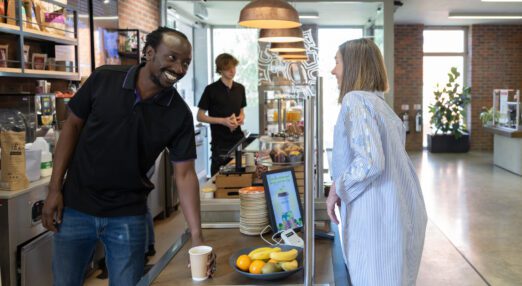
xmin=269 ymin=41 xmax=306 ymax=53
xmin=259 ymin=27 xmax=304 ymax=43
xmin=279 ymin=52 xmax=308 ymax=59
xmin=239 ymin=0 xmax=302 ymax=29
xmin=283 ymin=58 xmax=307 ymax=62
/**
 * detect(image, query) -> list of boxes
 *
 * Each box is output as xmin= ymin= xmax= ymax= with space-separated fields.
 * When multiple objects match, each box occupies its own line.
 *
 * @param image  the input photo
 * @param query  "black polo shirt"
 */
xmin=197 ymin=80 xmax=247 ymax=146
xmin=63 ymin=64 xmax=196 ymax=217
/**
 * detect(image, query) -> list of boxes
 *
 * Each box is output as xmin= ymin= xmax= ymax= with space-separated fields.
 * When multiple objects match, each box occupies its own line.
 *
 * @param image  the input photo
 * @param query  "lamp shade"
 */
xmin=279 ymin=52 xmax=308 ymax=59
xmin=283 ymin=58 xmax=307 ymax=62
xmin=239 ymin=0 xmax=302 ymax=29
xmin=259 ymin=27 xmax=304 ymax=43
xmin=269 ymin=41 xmax=306 ymax=53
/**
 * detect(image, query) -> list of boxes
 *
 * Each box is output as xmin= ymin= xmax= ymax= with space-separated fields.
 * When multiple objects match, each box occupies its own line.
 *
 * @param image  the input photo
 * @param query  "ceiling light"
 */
xmin=239 ymin=0 xmax=301 ymax=29
xmin=283 ymin=58 xmax=307 ymax=62
xmin=269 ymin=41 xmax=306 ymax=53
xmin=481 ymin=0 xmax=522 ymax=2
xmin=279 ymin=52 xmax=308 ymax=59
xmin=449 ymin=13 xmax=522 ymax=19
xmin=259 ymin=27 xmax=304 ymax=43
xmin=299 ymin=12 xmax=319 ymax=19
xmin=104 ymin=0 xmax=109 ymax=4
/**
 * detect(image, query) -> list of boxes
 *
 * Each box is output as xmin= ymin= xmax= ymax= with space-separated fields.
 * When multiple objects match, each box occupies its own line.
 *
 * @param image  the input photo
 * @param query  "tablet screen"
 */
xmin=263 ymin=169 xmax=304 ymax=232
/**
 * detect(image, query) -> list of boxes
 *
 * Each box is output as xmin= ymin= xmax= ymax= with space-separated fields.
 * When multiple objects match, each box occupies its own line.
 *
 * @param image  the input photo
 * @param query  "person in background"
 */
xmin=326 ymin=38 xmax=427 ymax=286
xmin=42 ymin=27 xmax=215 ymax=286
xmin=197 ymin=53 xmax=247 ymax=175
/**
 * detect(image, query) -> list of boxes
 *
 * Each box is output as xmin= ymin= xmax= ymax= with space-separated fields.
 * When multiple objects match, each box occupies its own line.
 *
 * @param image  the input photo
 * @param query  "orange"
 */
xmin=249 ymin=260 xmax=265 ymax=274
xmin=236 ymin=255 xmax=252 ymax=272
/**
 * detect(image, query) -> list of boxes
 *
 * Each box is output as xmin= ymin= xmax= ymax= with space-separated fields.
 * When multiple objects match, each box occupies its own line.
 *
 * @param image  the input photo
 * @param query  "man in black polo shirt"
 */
xmin=197 ymin=53 xmax=247 ymax=174
xmin=42 ymin=27 xmax=214 ymax=285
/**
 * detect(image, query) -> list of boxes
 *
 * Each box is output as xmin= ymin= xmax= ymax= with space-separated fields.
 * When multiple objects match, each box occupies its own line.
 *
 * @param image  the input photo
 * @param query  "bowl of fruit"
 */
xmin=229 ymin=245 xmax=303 ymax=281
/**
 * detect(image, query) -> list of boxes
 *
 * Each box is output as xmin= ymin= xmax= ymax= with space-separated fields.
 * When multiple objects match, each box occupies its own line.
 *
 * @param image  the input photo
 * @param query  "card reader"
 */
xmin=281 ymin=229 xmax=304 ymax=248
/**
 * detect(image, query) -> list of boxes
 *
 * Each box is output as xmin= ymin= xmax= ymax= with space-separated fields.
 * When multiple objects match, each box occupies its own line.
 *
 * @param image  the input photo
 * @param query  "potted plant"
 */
xmin=479 ymin=106 xmax=499 ymax=127
xmin=427 ymin=67 xmax=471 ymax=153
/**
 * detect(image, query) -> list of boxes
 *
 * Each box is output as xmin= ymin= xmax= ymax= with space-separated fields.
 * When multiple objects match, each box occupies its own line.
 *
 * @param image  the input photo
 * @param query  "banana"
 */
xmin=248 ymin=247 xmax=281 ymax=260
xmin=280 ymin=260 xmax=298 ymax=271
xmin=248 ymin=247 xmax=273 ymax=258
xmin=269 ymin=248 xmax=298 ymax=262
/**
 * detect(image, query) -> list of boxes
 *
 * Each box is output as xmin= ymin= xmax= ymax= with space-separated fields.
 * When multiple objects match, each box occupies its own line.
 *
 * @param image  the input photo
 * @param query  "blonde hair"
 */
xmin=338 ymin=38 xmax=389 ymax=103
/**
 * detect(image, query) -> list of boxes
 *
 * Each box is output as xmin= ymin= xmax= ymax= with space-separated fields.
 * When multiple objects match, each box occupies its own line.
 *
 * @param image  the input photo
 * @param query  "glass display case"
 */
xmin=492 ymin=89 xmax=521 ymax=130
xmin=260 ymin=84 xmax=307 ymax=136
xmin=258 ymin=135 xmax=304 ymax=166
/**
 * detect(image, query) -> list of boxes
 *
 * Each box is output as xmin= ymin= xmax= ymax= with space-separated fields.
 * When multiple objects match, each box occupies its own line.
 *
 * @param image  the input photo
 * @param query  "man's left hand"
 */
xmin=236 ymin=113 xmax=245 ymax=125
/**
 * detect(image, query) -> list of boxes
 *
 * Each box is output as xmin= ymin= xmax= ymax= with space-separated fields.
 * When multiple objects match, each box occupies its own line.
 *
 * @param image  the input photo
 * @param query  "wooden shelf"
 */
xmin=0 ymin=67 xmax=23 ymax=74
xmin=0 ymin=67 xmax=79 ymax=80
xmin=0 ymin=22 xmax=20 ymax=34
xmin=0 ymin=23 xmax=77 ymax=45
xmin=23 ymin=28 xmax=77 ymax=45
xmin=25 ymin=69 xmax=79 ymax=79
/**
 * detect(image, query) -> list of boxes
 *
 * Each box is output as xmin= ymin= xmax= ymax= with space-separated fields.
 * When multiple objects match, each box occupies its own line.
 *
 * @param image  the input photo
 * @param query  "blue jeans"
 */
xmin=52 ymin=207 xmax=146 ymax=286
xmin=145 ymin=207 xmax=155 ymax=252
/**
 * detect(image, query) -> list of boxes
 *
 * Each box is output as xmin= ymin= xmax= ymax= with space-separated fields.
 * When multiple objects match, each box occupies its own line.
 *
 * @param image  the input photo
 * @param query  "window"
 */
xmin=212 ymin=28 xmax=259 ymax=134
xmin=423 ymin=29 xmax=467 ymax=147
xmin=318 ymin=28 xmax=364 ymax=149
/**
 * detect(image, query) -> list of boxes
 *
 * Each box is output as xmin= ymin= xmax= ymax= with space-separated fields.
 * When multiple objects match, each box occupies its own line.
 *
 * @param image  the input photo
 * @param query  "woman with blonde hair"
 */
xmin=327 ymin=38 xmax=427 ymax=285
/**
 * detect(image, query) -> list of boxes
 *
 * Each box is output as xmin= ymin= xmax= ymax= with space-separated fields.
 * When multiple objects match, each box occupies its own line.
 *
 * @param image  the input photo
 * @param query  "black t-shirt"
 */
xmin=64 ymin=64 xmax=196 ymax=217
xmin=197 ymin=80 xmax=247 ymax=147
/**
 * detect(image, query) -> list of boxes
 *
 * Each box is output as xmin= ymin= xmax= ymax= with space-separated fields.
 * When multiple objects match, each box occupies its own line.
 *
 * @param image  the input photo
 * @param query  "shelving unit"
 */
xmin=0 ymin=0 xmax=80 ymax=81
xmin=117 ymin=29 xmax=145 ymax=65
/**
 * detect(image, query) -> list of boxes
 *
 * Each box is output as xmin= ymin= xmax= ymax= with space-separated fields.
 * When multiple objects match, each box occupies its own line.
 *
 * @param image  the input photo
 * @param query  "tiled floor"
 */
xmin=84 ymin=151 xmax=522 ymax=285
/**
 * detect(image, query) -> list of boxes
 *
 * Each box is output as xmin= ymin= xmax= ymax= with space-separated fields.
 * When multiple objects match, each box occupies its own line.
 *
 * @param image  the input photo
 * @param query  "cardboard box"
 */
xmin=215 ymin=173 xmax=253 ymax=189
xmin=215 ymin=188 xmax=241 ymax=199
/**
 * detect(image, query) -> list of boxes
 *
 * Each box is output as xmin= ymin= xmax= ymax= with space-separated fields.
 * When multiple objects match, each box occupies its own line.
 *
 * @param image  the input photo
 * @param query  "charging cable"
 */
xmin=259 ymin=225 xmax=284 ymax=246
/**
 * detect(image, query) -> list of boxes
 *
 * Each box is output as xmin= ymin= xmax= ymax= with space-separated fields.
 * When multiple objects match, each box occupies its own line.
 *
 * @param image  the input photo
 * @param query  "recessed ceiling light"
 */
xmin=448 ymin=13 xmax=522 ymax=19
xmin=299 ymin=13 xmax=319 ymax=19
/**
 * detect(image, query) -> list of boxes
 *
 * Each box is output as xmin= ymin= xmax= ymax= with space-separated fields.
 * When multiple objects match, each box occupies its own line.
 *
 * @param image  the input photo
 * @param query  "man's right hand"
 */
xmin=42 ymin=186 xmax=64 ymax=232
xmin=222 ymin=115 xmax=238 ymax=131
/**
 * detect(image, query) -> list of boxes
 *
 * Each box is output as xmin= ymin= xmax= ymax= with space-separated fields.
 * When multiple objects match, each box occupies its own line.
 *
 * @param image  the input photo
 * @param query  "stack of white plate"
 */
xmin=239 ymin=187 xmax=270 ymax=236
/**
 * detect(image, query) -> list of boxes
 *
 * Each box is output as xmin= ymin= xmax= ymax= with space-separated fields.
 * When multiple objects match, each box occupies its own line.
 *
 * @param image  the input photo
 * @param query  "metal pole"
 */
xmin=316 ymin=78 xmax=324 ymax=198
xmin=304 ymin=95 xmax=315 ymax=285
xmin=277 ymin=98 xmax=283 ymax=133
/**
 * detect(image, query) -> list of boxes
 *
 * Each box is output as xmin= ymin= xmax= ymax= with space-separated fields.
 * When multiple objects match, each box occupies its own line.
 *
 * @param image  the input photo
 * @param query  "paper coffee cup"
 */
xmin=245 ymin=153 xmax=255 ymax=166
xmin=189 ymin=245 xmax=212 ymax=281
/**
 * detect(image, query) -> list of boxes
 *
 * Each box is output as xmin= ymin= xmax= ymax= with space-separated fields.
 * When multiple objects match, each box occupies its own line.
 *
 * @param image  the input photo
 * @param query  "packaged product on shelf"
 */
xmin=0 ymin=109 xmax=30 ymax=191
xmin=23 ymin=45 xmax=29 ymax=68
xmin=33 ymin=0 xmax=46 ymax=31
xmin=6 ymin=0 xmax=15 ymax=25
xmin=21 ymin=4 xmax=26 ymax=28
xmin=45 ymin=7 xmax=66 ymax=36
xmin=0 ymin=44 xmax=7 ymax=68
xmin=23 ymin=0 xmax=39 ymax=30
xmin=47 ymin=57 xmax=55 ymax=70
xmin=1 ymin=0 xmax=6 ymax=24
xmin=32 ymin=0 xmax=65 ymax=35
xmin=32 ymin=53 xmax=47 ymax=70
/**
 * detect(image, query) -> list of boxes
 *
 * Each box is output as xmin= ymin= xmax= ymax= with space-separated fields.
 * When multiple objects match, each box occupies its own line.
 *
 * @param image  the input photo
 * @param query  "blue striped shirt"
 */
xmin=331 ymin=91 xmax=428 ymax=286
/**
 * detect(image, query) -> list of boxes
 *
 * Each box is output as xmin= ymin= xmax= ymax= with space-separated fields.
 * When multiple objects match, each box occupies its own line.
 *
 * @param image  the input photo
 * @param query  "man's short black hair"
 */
xmin=142 ymin=27 xmax=189 ymax=59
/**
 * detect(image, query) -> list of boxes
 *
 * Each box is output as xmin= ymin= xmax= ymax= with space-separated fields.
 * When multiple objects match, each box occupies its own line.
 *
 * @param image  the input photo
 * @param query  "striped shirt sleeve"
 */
xmin=335 ymin=92 xmax=385 ymax=205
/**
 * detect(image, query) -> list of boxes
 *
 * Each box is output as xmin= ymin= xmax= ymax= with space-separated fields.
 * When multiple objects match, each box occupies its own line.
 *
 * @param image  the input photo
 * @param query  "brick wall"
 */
xmin=118 ymin=0 xmax=160 ymax=33
xmin=470 ymin=25 xmax=522 ymax=151
xmin=394 ymin=24 xmax=522 ymax=151
xmin=394 ymin=25 xmax=424 ymax=151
